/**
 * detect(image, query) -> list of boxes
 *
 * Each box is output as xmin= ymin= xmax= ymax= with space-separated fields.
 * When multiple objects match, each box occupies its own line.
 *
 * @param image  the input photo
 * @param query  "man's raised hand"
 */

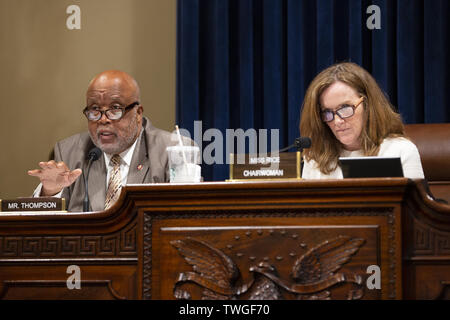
xmin=28 ymin=161 xmax=82 ymax=196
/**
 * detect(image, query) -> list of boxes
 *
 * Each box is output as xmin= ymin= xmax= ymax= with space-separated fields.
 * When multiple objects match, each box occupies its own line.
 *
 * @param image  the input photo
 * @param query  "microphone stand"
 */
xmin=279 ymin=138 xmax=309 ymax=153
xmin=83 ymin=157 xmax=95 ymax=212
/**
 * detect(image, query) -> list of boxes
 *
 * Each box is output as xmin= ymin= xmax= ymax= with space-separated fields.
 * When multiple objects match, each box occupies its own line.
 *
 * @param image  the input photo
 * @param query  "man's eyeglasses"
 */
xmin=83 ymin=101 xmax=140 ymax=121
xmin=320 ymin=97 xmax=365 ymax=122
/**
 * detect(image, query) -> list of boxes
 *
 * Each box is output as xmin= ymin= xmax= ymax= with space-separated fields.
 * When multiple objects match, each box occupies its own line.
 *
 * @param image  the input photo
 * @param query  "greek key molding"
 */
xmin=413 ymin=218 xmax=450 ymax=256
xmin=0 ymin=222 xmax=137 ymax=259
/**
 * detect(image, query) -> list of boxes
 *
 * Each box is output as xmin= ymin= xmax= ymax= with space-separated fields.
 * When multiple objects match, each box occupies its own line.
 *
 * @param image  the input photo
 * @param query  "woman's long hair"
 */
xmin=299 ymin=62 xmax=405 ymax=174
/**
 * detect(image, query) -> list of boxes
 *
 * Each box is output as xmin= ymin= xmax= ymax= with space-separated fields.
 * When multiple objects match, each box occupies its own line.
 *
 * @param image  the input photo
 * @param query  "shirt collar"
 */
xmin=103 ymin=135 xmax=139 ymax=168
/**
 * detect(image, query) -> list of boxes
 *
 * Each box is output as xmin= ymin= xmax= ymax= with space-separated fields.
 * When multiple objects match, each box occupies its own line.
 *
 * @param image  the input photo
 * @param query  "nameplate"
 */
xmin=228 ymin=152 xmax=301 ymax=181
xmin=0 ymin=197 xmax=66 ymax=212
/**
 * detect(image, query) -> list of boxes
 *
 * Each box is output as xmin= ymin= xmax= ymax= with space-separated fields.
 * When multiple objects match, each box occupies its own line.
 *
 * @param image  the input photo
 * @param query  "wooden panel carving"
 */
xmin=171 ymin=236 xmax=365 ymax=300
xmin=0 ymin=280 xmax=126 ymax=300
xmin=0 ymin=264 xmax=138 ymax=299
xmin=0 ymin=222 xmax=137 ymax=259
xmin=144 ymin=206 xmax=394 ymax=299
xmin=6 ymin=179 xmax=447 ymax=300
xmin=143 ymin=213 xmax=152 ymax=300
xmin=411 ymin=218 xmax=450 ymax=256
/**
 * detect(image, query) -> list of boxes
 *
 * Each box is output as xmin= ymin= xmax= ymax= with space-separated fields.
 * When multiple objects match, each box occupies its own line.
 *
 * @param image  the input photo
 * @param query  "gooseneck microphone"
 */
xmin=83 ymin=147 xmax=102 ymax=212
xmin=279 ymin=137 xmax=312 ymax=152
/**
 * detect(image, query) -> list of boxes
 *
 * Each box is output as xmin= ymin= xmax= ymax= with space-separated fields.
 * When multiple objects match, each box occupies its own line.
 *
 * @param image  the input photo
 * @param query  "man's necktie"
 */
xmin=105 ymin=154 xmax=122 ymax=209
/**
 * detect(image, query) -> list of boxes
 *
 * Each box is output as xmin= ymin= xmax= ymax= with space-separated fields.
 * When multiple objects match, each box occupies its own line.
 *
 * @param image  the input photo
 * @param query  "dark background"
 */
xmin=176 ymin=0 xmax=450 ymax=181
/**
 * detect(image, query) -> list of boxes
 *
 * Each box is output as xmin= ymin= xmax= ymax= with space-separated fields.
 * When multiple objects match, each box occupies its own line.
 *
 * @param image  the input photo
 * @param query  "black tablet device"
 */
xmin=339 ymin=156 xmax=404 ymax=178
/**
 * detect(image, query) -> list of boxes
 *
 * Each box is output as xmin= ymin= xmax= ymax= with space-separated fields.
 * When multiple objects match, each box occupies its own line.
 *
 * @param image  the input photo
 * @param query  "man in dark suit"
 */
xmin=28 ymin=70 xmax=191 ymax=212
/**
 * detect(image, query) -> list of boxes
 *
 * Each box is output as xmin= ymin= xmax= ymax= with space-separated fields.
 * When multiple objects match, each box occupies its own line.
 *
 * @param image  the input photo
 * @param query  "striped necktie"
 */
xmin=105 ymin=154 xmax=122 ymax=209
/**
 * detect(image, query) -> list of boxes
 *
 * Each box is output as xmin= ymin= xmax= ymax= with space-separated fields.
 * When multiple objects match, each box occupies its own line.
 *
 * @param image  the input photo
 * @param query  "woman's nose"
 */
xmin=333 ymin=114 xmax=345 ymax=126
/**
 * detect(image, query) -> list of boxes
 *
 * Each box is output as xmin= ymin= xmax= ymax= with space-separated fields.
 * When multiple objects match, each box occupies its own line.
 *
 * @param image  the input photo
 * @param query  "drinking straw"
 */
xmin=175 ymin=125 xmax=188 ymax=165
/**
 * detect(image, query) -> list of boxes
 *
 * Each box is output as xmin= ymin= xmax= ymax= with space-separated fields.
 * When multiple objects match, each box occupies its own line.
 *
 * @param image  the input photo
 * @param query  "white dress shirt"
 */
xmin=104 ymin=138 xmax=138 ymax=188
xmin=302 ymin=137 xmax=425 ymax=179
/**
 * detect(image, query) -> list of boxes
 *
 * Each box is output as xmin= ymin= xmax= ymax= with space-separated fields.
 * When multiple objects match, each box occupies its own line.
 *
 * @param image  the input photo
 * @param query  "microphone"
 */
xmin=83 ymin=147 xmax=102 ymax=212
xmin=279 ymin=137 xmax=312 ymax=152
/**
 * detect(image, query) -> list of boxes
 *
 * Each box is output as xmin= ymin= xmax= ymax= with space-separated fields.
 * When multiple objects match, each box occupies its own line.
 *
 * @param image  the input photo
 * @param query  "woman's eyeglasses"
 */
xmin=320 ymin=97 xmax=364 ymax=122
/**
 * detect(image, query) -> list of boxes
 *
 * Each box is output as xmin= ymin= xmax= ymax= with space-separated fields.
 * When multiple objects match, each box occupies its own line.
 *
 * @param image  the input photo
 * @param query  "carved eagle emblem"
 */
xmin=170 ymin=235 xmax=365 ymax=300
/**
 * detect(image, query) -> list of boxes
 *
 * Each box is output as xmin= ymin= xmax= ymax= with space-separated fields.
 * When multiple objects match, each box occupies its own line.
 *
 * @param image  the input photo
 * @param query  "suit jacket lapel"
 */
xmin=127 ymin=129 xmax=149 ymax=184
xmin=88 ymin=153 xmax=107 ymax=211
